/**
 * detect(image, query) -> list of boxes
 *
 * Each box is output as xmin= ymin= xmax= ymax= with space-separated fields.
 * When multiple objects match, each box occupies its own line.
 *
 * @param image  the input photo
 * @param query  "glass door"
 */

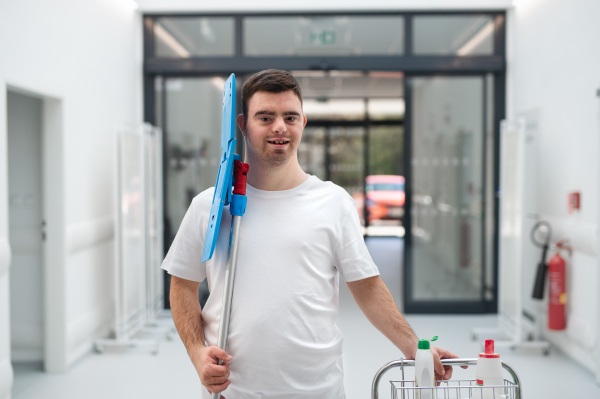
xmin=405 ymin=75 xmax=493 ymax=313
xmin=158 ymin=75 xmax=236 ymax=307
xmin=299 ymin=125 xmax=366 ymax=206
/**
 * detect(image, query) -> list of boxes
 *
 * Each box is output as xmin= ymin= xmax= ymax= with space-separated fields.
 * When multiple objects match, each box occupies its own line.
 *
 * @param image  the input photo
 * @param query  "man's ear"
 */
xmin=303 ymin=114 xmax=307 ymax=128
xmin=236 ymin=114 xmax=247 ymax=136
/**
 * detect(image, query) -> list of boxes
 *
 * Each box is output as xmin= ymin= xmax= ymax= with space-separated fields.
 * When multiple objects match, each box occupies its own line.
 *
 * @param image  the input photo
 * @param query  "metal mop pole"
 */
xmin=212 ymin=159 xmax=249 ymax=399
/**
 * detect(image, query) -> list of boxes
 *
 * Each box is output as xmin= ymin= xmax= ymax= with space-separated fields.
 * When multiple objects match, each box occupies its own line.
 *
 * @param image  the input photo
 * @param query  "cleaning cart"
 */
xmin=372 ymin=358 xmax=522 ymax=399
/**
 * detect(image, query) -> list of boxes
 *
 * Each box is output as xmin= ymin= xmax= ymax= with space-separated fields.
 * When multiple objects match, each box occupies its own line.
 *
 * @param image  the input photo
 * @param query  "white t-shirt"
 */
xmin=162 ymin=175 xmax=379 ymax=398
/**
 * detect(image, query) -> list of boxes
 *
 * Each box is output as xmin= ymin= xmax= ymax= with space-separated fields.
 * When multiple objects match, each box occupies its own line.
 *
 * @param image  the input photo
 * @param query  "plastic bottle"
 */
xmin=415 ymin=336 xmax=437 ymax=399
xmin=474 ymin=340 xmax=504 ymax=399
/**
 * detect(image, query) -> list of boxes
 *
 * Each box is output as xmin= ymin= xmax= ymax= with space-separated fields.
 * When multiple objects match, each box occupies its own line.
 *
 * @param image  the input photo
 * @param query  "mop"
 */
xmin=201 ymin=74 xmax=249 ymax=399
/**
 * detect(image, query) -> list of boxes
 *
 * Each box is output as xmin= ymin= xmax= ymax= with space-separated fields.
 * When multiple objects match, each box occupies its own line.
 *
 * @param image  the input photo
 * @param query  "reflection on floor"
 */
xmin=11 ymin=237 xmax=600 ymax=398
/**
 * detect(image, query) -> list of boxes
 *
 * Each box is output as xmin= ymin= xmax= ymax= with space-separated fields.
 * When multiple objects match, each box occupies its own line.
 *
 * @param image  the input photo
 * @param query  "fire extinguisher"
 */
xmin=548 ymin=243 xmax=568 ymax=330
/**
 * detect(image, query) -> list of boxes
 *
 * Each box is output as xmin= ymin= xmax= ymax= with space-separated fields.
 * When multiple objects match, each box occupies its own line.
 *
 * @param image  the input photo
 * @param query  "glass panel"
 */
xmin=329 ymin=126 xmax=365 ymax=197
xmin=304 ymin=99 xmax=366 ymax=121
xmin=366 ymin=125 xmax=405 ymax=237
xmin=410 ymin=76 xmax=485 ymax=301
xmin=298 ymin=126 xmax=326 ymax=180
xmin=294 ymin=71 xmax=404 ymax=99
xmin=244 ymin=16 xmax=404 ymax=56
xmin=163 ymin=77 xmax=232 ymax=242
xmin=154 ymin=17 xmax=235 ymax=57
xmin=368 ymin=99 xmax=405 ymax=121
xmin=413 ymin=15 xmax=494 ymax=55
xmin=154 ymin=76 xmax=163 ymax=128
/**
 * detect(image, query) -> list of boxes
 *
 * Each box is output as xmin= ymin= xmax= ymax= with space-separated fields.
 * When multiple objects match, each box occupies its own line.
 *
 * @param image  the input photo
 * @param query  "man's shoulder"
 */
xmin=190 ymin=187 xmax=216 ymax=213
xmin=310 ymin=176 xmax=351 ymax=195
xmin=306 ymin=176 xmax=355 ymax=206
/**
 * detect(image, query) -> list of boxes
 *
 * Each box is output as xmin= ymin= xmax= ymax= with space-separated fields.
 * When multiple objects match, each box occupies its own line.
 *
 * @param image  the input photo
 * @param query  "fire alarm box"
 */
xmin=568 ymin=192 xmax=580 ymax=214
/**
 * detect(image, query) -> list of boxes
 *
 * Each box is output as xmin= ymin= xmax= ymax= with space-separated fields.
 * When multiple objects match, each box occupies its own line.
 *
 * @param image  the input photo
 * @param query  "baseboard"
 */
xmin=10 ymin=348 xmax=43 ymax=363
xmin=0 ymin=360 xmax=13 ymax=399
xmin=542 ymin=329 xmax=595 ymax=372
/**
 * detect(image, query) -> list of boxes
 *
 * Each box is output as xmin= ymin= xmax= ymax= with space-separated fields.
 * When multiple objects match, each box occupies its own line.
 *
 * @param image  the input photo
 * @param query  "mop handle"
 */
xmin=212 ymin=160 xmax=248 ymax=399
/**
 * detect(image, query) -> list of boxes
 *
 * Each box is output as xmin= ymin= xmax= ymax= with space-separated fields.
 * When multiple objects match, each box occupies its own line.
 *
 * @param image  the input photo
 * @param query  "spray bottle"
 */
xmin=415 ymin=336 xmax=437 ymax=399
xmin=474 ymin=340 xmax=504 ymax=399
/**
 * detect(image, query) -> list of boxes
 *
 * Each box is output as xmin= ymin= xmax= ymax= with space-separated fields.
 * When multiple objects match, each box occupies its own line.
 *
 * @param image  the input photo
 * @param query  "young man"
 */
xmin=162 ymin=69 xmax=458 ymax=398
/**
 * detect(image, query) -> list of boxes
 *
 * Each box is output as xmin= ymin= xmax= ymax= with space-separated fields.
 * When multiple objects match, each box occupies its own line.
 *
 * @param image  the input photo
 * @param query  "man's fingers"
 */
xmin=206 ymin=363 xmax=229 ymax=376
xmin=431 ymin=349 xmax=445 ymax=378
xmin=440 ymin=365 xmax=453 ymax=380
xmin=202 ymin=366 xmax=230 ymax=385
xmin=205 ymin=379 xmax=231 ymax=394
xmin=205 ymin=347 xmax=233 ymax=363
xmin=205 ymin=368 xmax=230 ymax=383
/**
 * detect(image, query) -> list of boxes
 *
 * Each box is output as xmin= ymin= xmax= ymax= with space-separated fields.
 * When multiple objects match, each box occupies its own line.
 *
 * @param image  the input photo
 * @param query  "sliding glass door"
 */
xmin=404 ymin=75 xmax=494 ymax=312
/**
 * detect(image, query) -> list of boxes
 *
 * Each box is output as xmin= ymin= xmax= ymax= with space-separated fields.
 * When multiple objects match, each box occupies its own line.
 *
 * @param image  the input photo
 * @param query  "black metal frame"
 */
xmin=144 ymin=10 xmax=506 ymax=314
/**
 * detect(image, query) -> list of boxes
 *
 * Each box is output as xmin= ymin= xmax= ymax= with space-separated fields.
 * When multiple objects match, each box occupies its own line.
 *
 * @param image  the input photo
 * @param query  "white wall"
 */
xmin=507 ymin=0 xmax=600 ymax=376
xmin=0 ymin=0 xmax=141 ymax=396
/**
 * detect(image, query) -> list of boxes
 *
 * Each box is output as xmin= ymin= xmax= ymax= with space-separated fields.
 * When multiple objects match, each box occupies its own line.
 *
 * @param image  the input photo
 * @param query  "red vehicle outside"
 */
xmin=354 ymin=175 xmax=405 ymax=224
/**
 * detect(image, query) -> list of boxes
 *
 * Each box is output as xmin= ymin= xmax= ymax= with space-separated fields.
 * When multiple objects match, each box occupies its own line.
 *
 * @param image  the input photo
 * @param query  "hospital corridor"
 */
xmin=1 ymin=0 xmax=600 ymax=398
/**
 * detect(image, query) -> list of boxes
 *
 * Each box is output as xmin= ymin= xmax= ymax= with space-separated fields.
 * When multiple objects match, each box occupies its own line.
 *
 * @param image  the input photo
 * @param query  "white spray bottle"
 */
xmin=474 ymin=339 xmax=504 ymax=399
xmin=415 ymin=336 xmax=437 ymax=399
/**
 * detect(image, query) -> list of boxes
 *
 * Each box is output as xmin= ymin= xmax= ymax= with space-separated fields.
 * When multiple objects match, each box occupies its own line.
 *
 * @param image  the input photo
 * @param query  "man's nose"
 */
xmin=272 ymin=117 xmax=286 ymax=133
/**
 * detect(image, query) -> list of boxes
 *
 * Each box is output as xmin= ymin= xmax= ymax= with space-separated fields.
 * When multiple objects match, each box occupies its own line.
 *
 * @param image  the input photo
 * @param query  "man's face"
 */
xmin=237 ymin=90 xmax=307 ymax=168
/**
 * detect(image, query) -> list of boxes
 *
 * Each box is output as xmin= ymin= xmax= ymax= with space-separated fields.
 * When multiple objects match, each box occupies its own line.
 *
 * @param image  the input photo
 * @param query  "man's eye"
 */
xmin=286 ymin=117 xmax=297 ymax=122
xmin=260 ymin=117 xmax=270 ymax=122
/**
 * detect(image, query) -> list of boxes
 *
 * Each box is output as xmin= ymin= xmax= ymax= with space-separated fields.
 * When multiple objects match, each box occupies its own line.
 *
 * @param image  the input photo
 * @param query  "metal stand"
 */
xmin=95 ymin=126 xmax=159 ymax=355
xmin=471 ymin=326 xmax=550 ymax=355
xmin=472 ymin=119 xmax=549 ymax=356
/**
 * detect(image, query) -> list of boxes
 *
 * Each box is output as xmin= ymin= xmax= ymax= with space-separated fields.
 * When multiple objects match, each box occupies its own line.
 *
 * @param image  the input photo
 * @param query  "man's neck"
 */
xmin=246 ymin=158 xmax=308 ymax=191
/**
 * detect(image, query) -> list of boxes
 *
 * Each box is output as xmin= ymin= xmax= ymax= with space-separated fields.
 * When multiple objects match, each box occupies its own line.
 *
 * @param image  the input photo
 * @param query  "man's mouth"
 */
xmin=268 ymin=139 xmax=290 ymax=145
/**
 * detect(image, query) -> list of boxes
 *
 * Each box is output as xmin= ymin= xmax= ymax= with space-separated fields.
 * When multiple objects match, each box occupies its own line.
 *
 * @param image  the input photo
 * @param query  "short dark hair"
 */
xmin=241 ymin=69 xmax=303 ymax=118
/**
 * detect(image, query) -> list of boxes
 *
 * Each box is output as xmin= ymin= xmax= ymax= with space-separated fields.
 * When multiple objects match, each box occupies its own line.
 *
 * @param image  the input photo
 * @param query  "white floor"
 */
xmin=11 ymin=238 xmax=600 ymax=398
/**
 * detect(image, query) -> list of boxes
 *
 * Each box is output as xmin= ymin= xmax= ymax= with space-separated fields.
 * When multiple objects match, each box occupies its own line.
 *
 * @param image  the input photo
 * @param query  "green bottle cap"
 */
xmin=417 ymin=336 xmax=438 ymax=350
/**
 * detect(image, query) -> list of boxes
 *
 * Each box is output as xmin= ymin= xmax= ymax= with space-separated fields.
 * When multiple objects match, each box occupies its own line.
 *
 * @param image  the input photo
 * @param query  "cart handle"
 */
xmin=371 ymin=358 xmax=521 ymax=399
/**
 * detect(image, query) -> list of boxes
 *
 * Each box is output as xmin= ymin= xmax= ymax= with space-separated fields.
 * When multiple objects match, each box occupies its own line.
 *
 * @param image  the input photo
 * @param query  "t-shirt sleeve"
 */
xmin=161 ymin=197 xmax=207 ymax=283
xmin=333 ymin=201 xmax=380 ymax=282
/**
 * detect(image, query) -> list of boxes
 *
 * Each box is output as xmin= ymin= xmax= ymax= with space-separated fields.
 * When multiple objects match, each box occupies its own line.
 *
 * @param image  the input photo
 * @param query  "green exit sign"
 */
xmin=310 ymin=29 xmax=336 ymax=45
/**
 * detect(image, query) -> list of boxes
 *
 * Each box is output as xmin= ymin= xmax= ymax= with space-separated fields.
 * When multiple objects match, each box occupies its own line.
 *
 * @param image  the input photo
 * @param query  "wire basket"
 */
xmin=390 ymin=378 xmax=518 ymax=399
xmin=372 ymin=358 xmax=522 ymax=399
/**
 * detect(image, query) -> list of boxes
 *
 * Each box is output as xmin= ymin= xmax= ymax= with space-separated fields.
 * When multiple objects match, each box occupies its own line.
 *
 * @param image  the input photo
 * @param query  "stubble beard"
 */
xmin=261 ymin=145 xmax=294 ymax=168
xmin=245 ymin=138 xmax=296 ymax=169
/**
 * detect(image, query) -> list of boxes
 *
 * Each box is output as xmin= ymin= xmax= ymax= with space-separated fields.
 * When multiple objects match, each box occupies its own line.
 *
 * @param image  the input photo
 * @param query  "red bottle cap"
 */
xmin=479 ymin=339 xmax=500 ymax=358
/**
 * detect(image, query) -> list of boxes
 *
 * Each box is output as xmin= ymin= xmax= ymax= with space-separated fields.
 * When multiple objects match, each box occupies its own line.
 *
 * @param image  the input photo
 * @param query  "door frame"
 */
xmin=5 ymin=84 xmax=66 ymax=372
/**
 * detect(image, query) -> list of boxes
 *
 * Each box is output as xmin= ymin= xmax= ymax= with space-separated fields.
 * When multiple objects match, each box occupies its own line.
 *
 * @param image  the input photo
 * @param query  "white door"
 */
xmin=7 ymin=90 xmax=44 ymax=363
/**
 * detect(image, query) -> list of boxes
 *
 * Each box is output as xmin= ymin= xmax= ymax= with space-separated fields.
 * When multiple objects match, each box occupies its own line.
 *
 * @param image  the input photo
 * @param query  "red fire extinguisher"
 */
xmin=548 ymin=245 xmax=567 ymax=330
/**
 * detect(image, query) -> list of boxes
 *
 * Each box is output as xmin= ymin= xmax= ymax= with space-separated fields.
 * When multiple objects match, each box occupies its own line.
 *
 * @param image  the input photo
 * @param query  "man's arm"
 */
xmin=346 ymin=275 xmax=418 ymax=358
xmin=170 ymin=276 xmax=232 ymax=395
xmin=346 ymin=275 xmax=458 ymax=380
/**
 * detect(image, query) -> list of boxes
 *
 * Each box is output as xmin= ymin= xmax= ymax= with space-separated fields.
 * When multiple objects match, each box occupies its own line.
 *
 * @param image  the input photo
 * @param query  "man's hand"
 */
xmin=430 ymin=345 xmax=466 ymax=382
xmin=190 ymin=346 xmax=233 ymax=397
